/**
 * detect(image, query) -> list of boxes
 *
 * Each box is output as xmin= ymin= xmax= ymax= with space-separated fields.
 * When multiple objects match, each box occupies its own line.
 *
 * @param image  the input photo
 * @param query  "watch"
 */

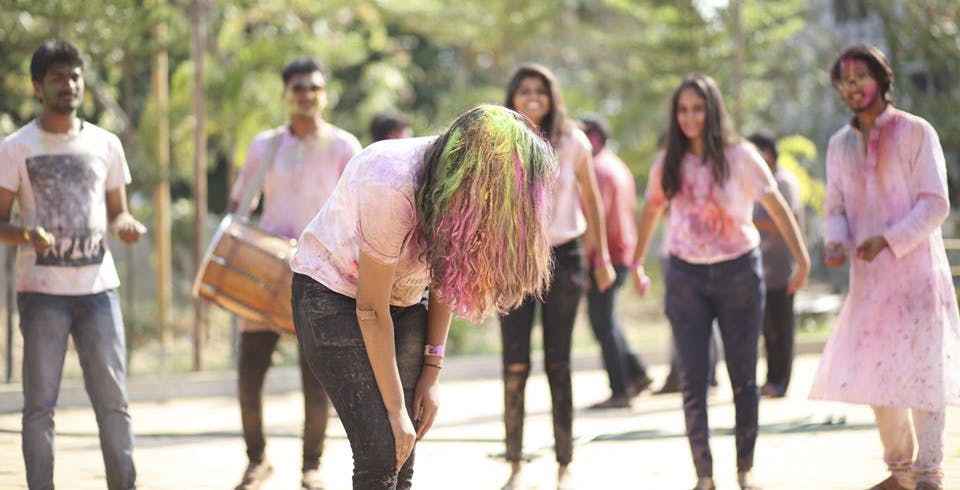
xmin=424 ymin=344 xmax=445 ymax=357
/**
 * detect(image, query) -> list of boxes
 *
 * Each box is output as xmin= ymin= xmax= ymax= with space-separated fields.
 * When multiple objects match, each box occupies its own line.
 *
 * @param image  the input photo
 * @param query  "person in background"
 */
xmin=0 ymin=40 xmax=146 ymax=490
xmin=580 ymin=115 xmax=653 ymax=409
xmin=810 ymin=44 xmax=960 ymax=490
xmin=370 ymin=111 xmax=413 ymax=143
xmin=227 ymin=57 xmax=362 ymax=490
xmin=499 ymin=63 xmax=616 ymax=490
xmin=748 ymin=131 xmax=803 ymax=399
xmin=633 ymin=74 xmax=810 ymax=490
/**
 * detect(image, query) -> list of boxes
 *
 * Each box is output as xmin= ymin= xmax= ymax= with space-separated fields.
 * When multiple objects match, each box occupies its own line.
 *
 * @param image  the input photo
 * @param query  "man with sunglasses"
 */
xmin=228 ymin=57 xmax=361 ymax=490
xmin=810 ymin=44 xmax=960 ymax=490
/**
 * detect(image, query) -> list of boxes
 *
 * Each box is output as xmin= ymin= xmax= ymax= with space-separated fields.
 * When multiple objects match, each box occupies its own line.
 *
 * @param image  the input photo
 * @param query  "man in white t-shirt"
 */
xmin=226 ymin=57 xmax=361 ymax=490
xmin=0 ymin=40 xmax=146 ymax=490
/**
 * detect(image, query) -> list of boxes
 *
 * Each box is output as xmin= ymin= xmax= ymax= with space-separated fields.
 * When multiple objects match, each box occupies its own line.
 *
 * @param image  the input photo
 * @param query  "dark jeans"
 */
xmin=661 ymin=256 xmax=718 ymax=389
xmin=18 ymin=290 xmax=136 ymax=490
xmin=238 ymin=330 xmax=329 ymax=470
xmin=586 ymin=265 xmax=648 ymax=397
xmin=665 ymin=249 xmax=764 ymax=478
xmin=761 ymin=288 xmax=795 ymax=394
xmin=499 ymin=238 xmax=585 ymax=465
xmin=292 ymin=273 xmax=426 ymax=490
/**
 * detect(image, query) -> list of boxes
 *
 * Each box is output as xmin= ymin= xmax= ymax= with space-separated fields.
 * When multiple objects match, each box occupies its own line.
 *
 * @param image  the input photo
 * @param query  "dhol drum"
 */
xmin=193 ymin=215 xmax=297 ymax=334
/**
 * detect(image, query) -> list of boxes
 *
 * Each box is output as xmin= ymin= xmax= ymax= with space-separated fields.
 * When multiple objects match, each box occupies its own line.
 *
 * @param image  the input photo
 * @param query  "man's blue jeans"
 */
xmin=18 ymin=290 xmax=136 ymax=490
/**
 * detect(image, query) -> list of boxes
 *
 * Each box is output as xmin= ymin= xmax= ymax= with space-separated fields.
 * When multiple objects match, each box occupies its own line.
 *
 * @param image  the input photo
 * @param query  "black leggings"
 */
xmin=499 ymin=238 xmax=586 ymax=465
xmin=238 ymin=330 xmax=330 ymax=470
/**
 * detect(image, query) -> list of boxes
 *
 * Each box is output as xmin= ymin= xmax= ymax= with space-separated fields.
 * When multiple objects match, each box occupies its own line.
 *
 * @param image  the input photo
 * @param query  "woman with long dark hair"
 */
xmin=499 ymin=63 xmax=616 ymax=490
xmin=632 ymin=74 xmax=810 ymax=490
xmin=290 ymin=105 xmax=557 ymax=490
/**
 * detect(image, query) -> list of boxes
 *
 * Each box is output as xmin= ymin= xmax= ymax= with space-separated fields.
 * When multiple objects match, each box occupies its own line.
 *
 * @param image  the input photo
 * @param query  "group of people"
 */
xmin=0 ymin=39 xmax=957 ymax=490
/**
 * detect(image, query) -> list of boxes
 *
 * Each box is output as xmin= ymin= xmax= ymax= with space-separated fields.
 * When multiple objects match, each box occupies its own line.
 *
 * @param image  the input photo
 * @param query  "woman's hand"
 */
xmin=413 ymin=365 xmax=441 ymax=440
xmin=593 ymin=262 xmax=616 ymax=292
xmin=389 ymin=408 xmax=417 ymax=471
xmin=632 ymin=264 xmax=651 ymax=296
xmin=786 ymin=261 xmax=809 ymax=294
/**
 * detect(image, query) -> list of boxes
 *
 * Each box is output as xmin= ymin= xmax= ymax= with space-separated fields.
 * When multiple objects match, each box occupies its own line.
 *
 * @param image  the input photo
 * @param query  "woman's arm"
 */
xmin=630 ymin=199 xmax=666 ymax=294
xmin=575 ymin=148 xmax=615 ymax=291
xmin=413 ymin=293 xmax=452 ymax=440
xmin=355 ymin=251 xmax=416 ymax=471
xmin=758 ymin=191 xmax=811 ymax=293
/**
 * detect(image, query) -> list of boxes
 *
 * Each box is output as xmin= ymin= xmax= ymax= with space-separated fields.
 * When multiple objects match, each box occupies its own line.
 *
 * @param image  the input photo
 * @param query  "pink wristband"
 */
xmin=424 ymin=344 xmax=445 ymax=357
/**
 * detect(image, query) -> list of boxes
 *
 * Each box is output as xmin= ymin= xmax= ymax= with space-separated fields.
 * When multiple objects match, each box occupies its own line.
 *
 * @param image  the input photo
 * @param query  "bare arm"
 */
xmin=355 ymin=251 xmax=416 ymax=470
xmin=575 ymin=149 xmax=615 ymax=291
xmin=106 ymin=186 xmax=146 ymax=244
xmin=758 ymin=190 xmax=811 ymax=292
xmin=630 ymin=199 xmax=666 ymax=294
xmin=413 ymin=292 xmax=452 ymax=440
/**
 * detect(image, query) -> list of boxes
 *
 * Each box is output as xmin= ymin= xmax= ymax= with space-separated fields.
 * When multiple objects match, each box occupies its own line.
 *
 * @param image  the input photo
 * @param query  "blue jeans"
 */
xmin=665 ymin=249 xmax=763 ymax=478
xmin=292 ymin=273 xmax=426 ymax=490
xmin=586 ymin=265 xmax=648 ymax=397
xmin=18 ymin=290 xmax=136 ymax=490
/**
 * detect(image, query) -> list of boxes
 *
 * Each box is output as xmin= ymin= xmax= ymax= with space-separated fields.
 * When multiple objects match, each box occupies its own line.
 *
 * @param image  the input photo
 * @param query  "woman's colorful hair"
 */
xmin=504 ymin=63 xmax=569 ymax=147
xmin=661 ymin=74 xmax=738 ymax=199
xmin=416 ymin=105 xmax=558 ymax=322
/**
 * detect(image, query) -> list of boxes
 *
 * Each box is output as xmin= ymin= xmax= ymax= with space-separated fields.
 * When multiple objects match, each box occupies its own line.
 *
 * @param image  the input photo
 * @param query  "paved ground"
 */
xmin=0 ymin=354 xmax=958 ymax=489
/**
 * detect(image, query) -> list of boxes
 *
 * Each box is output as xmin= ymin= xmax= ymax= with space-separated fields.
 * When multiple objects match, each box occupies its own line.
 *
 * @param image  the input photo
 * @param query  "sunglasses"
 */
xmin=290 ymin=83 xmax=324 ymax=93
xmin=834 ymin=71 xmax=874 ymax=90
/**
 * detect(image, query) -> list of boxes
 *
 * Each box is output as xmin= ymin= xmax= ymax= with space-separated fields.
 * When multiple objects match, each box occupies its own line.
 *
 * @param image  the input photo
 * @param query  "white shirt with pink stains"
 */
xmin=645 ymin=141 xmax=777 ymax=264
xmin=231 ymin=124 xmax=361 ymax=239
xmin=230 ymin=123 xmax=360 ymax=331
xmin=810 ymin=106 xmax=960 ymax=410
xmin=548 ymin=126 xmax=590 ymax=246
xmin=290 ymin=137 xmax=433 ymax=307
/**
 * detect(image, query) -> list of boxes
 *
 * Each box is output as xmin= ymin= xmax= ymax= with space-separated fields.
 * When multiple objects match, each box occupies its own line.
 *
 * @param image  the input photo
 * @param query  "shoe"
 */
xmin=501 ymin=463 xmax=526 ymax=490
xmin=761 ymin=383 xmax=786 ymax=398
xmin=234 ymin=460 xmax=274 ymax=490
xmin=914 ymin=481 xmax=942 ymax=490
xmin=301 ymin=468 xmax=325 ymax=490
xmin=629 ymin=375 xmax=654 ymax=398
xmin=738 ymin=470 xmax=762 ymax=489
xmin=866 ymin=475 xmax=910 ymax=490
xmin=588 ymin=394 xmax=631 ymax=409
xmin=692 ymin=476 xmax=716 ymax=490
xmin=655 ymin=378 xmax=680 ymax=395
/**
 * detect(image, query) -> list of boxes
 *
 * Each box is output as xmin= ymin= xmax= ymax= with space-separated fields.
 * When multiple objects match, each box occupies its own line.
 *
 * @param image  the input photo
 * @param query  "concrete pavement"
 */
xmin=0 ymin=354 xmax=958 ymax=489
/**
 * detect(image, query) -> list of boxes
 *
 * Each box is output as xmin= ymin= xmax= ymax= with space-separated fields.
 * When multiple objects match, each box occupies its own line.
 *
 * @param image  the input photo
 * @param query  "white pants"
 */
xmin=872 ymin=406 xmax=945 ymax=487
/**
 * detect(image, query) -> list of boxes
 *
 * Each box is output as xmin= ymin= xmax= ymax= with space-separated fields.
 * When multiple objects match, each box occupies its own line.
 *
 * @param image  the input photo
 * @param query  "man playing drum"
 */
xmin=227 ymin=57 xmax=361 ymax=490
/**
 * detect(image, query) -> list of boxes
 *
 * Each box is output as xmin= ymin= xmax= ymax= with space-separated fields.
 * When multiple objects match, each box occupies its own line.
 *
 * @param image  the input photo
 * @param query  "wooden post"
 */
xmin=731 ymin=0 xmax=744 ymax=131
xmin=151 ymin=0 xmax=173 ymax=350
xmin=191 ymin=0 xmax=208 ymax=371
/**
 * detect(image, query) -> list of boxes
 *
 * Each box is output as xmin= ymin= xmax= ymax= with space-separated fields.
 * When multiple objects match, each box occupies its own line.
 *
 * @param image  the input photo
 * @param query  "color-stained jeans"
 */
xmin=665 ymin=249 xmax=763 ymax=478
xmin=292 ymin=273 xmax=426 ymax=490
xmin=499 ymin=237 xmax=585 ymax=465
xmin=238 ymin=330 xmax=329 ymax=470
xmin=873 ymin=406 xmax=945 ymax=488
xmin=19 ymin=290 xmax=136 ymax=490
xmin=586 ymin=265 xmax=648 ymax=397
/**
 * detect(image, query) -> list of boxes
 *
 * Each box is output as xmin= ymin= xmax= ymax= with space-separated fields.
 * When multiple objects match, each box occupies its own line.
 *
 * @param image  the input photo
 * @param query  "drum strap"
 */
xmin=234 ymin=130 xmax=285 ymax=221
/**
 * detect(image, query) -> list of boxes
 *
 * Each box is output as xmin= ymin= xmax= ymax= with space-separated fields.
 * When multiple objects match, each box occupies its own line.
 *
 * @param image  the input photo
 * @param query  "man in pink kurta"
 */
xmin=228 ymin=58 xmax=361 ymax=490
xmin=810 ymin=45 xmax=960 ymax=490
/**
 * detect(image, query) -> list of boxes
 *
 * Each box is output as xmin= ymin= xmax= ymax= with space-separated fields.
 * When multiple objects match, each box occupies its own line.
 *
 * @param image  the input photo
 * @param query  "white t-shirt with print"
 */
xmin=0 ymin=120 xmax=132 ymax=295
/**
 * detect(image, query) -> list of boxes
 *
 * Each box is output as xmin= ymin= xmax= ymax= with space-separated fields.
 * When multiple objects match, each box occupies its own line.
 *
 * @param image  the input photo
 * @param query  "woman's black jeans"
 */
xmin=499 ymin=237 xmax=586 ymax=466
xmin=665 ymin=248 xmax=764 ymax=478
xmin=292 ymin=273 xmax=426 ymax=490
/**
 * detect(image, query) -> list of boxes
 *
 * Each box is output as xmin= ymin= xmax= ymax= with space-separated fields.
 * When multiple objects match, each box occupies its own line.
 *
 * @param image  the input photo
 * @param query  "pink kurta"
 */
xmin=809 ymin=106 xmax=960 ymax=410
